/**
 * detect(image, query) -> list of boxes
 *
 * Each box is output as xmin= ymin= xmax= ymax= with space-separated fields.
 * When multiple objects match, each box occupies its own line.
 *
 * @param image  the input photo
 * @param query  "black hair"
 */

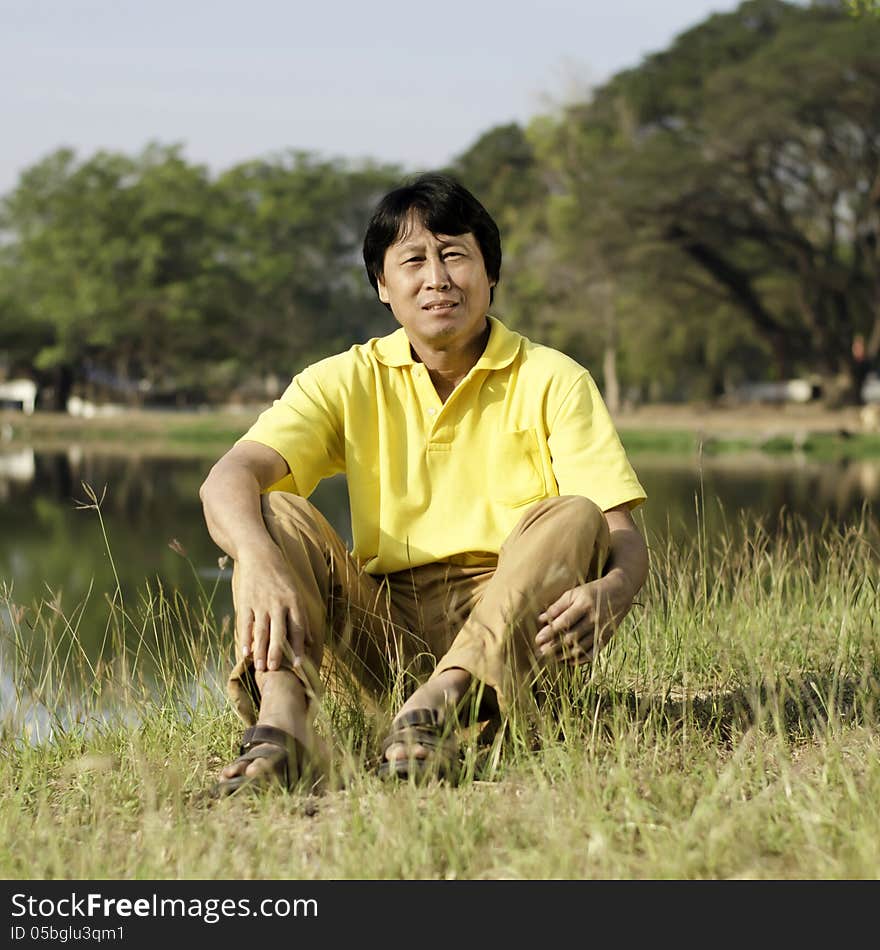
xmin=362 ymin=172 xmax=501 ymax=306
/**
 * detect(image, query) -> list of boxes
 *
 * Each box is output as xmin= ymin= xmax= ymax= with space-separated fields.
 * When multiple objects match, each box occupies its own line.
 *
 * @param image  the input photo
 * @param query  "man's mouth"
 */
xmin=423 ymin=300 xmax=458 ymax=312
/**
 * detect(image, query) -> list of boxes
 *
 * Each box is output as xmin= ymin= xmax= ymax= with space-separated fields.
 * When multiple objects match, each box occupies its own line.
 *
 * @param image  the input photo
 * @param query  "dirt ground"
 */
xmin=613 ymin=402 xmax=877 ymax=437
xmin=1 ymin=401 xmax=878 ymax=444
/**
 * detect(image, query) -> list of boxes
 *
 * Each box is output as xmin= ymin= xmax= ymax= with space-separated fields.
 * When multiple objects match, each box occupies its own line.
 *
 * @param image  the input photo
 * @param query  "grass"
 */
xmin=0 ymin=409 xmax=253 ymax=457
xmin=1 ymin=497 xmax=879 ymax=880
xmin=5 ymin=406 xmax=880 ymax=461
xmin=619 ymin=428 xmax=880 ymax=460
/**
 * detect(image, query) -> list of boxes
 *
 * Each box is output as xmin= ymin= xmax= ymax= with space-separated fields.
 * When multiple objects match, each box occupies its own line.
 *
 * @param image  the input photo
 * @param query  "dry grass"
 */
xmin=1 ymin=504 xmax=879 ymax=880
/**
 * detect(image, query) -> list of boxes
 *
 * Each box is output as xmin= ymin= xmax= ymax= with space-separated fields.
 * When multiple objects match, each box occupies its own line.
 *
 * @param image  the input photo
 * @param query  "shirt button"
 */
xmin=427 ymin=407 xmax=438 ymax=416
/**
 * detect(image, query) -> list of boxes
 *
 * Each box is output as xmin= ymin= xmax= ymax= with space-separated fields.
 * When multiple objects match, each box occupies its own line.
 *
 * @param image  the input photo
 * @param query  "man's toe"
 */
xmin=219 ymin=742 xmax=284 ymax=782
xmin=385 ymin=740 xmax=427 ymax=762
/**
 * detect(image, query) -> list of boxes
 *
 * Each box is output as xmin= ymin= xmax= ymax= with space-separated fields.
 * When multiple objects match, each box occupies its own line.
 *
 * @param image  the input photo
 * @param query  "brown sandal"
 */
xmin=377 ymin=708 xmax=459 ymax=783
xmin=216 ymin=724 xmax=305 ymax=796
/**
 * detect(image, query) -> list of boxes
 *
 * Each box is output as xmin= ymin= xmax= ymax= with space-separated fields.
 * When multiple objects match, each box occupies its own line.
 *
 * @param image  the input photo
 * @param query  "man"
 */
xmin=200 ymin=173 xmax=648 ymax=794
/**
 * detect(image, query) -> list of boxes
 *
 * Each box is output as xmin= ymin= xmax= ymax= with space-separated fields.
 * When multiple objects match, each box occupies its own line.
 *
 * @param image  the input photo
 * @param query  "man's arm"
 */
xmin=534 ymin=503 xmax=649 ymax=664
xmin=199 ymin=441 xmax=308 ymax=673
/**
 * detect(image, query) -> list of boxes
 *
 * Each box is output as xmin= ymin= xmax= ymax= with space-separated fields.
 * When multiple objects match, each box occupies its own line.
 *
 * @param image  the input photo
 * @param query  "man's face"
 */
xmin=377 ymin=214 xmax=495 ymax=354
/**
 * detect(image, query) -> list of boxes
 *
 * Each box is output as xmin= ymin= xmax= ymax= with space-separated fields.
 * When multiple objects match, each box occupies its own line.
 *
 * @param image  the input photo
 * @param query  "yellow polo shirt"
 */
xmin=240 ymin=316 xmax=646 ymax=574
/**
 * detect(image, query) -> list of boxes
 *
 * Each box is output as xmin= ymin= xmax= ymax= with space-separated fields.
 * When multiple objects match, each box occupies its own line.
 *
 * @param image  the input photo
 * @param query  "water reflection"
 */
xmin=634 ymin=451 xmax=880 ymax=547
xmin=0 ymin=449 xmax=228 ymax=658
xmin=1 ymin=446 xmax=878 ymax=667
xmin=0 ymin=447 xmax=36 ymax=492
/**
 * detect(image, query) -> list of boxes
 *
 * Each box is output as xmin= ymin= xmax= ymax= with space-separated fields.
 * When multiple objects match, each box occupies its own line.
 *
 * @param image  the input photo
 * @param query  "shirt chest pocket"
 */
xmin=492 ymin=428 xmax=548 ymax=507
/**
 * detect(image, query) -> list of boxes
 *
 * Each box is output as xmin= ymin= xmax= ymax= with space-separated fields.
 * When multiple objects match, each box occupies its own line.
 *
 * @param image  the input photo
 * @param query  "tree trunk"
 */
xmin=821 ymin=358 xmax=867 ymax=408
xmin=47 ymin=364 xmax=73 ymax=412
xmin=603 ymin=342 xmax=620 ymax=413
xmin=597 ymin=278 xmax=620 ymax=412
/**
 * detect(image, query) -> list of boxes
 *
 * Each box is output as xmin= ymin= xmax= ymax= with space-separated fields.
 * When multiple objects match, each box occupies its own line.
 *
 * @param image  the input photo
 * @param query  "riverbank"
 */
xmin=616 ymin=401 xmax=877 ymax=435
xmin=3 ymin=513 xmax=879 ymax=879
xmin=3 ymin=403 xmax=879 ymax=459
xmin=0 ymin=407 xmax=254 ymax=454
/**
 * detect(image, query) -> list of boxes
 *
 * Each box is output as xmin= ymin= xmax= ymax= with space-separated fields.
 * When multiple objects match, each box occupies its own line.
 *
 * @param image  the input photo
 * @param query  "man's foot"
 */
xmin=382 ymin=667 xmax=475 ymax=770
xmin=218 ymin=669 xmax=327 ymax=793
xmin=218 ymin=724 xmax=303 ymax=795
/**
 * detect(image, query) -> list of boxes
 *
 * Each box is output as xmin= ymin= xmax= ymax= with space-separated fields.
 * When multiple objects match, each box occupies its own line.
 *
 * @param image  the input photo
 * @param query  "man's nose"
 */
xmin=426 ymin=257 xmax=451 ymax=289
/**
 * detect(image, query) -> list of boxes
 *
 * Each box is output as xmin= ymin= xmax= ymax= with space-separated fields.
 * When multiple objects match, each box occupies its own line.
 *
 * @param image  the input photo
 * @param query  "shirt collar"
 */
xmin=373 ymin=315 xmax=521 ymax=370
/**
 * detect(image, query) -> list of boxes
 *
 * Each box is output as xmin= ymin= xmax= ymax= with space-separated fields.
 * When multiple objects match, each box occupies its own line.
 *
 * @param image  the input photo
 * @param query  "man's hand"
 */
xmin=233 ymin=546 xmax=311 ymax=673
xmin=535 ymin=504 xmax=648 ymax=665
xmin=200 ymin=440 xmax=312 ymax=673
xmin=535 ymin=572 xmax=634 ymax=665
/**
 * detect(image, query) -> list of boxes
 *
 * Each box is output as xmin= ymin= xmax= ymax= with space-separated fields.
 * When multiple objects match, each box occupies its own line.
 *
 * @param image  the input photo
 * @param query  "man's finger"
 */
xmin=538 ymin=621 xmax=583 ymax=658
xmin=535 ymin=619 xmax=568 ymax=647
xmin=537 ymin=590 xmax=574 ymax=623
xmin=538 ymin=613 xmax=595 ymax=657
xmin=564 ymin=644 xmax=594 ymax=666
xmin=237 ymin=609 xmax=254 ymax=658
xmin=542 ymin=635 xmax=589 ymax=664
xmin=559 ymin=622 xmax=596 ymax=664
xmin=252 ymin=613 xmax=270 ymax=671
xmin=564 ymin=627 xmax=594 ymax=654
xmin=266 ymin=608 xmax=293 ymax=671
xmin=536 ymin=603 xmax=593 ymax=647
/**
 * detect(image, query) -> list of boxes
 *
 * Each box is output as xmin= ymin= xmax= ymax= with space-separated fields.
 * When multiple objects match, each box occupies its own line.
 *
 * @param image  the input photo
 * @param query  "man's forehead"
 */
xmin=392 ymin=225 xmax=474 ymax=251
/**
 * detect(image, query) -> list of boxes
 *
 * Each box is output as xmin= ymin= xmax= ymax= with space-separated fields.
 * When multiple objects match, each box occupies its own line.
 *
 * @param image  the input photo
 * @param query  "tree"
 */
xmin=0 ymin=147 xmax=402 ymax=406
xmin=0 ymin=145 xmax=229 ymax=406
xmin=542 ymin=0 xmax=880 ymax=404
xmin=450 ymin=126 xmax=571 ymax=354
xmin=847 ymin=0 xmax=880 ymax=15
xmin=212 ymin=154 xmax=401 ymax=389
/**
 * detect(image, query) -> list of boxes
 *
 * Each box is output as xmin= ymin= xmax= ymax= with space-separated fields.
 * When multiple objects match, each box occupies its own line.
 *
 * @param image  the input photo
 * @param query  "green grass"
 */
xmin=0 ymin=409 xmax=252 ymax=456
xmin=6 ymin=409 xmax=879 ymax=461
xmin=619 ymin=428 xmax=880 ymax=459
xmin=2 ymin=501 xmax=879 ymax=879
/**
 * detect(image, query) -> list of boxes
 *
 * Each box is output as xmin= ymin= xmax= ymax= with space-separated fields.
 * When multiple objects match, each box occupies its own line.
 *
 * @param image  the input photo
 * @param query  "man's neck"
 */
xmin=409 ymin=321 xmax=491 ymax=402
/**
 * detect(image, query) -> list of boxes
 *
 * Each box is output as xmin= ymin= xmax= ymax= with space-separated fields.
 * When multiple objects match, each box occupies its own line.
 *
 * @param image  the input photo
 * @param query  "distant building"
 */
xmin=733 ymin=379 xmax=817 ymax=404
xmin=0 ymin=379 xmax=37 ymax=414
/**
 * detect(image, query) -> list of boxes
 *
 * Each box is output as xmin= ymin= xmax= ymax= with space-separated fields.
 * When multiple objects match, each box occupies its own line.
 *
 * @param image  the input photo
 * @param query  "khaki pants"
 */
xmin=227 ymin=493 xmax=609 ymax=726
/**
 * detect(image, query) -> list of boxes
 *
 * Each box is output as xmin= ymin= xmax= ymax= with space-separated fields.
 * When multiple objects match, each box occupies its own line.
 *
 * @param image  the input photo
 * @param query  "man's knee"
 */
xmin=501 ymin=494 xmax=607 ymax=565
xmin=261 ymin=491 xmax=323 ymax=537
xmin=523 ymin=494 xmax=604 ymax=532
xmin=550 ymin=494 xmax=604 ymax=525
xmin=261 ymin=490 xmax=316 ymax=518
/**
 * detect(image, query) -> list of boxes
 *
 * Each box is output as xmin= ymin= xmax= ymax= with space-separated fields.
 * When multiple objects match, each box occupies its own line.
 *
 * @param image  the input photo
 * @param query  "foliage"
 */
xmin=533 ymin=0 xmax=880 ymax=403
xmin=2 ymin=1 xmax=878 ymax=407
xmin=211 ymin=154 xmax=401 ymax=386
xmin=0 ymin=148 xmax=401 ymax=406
xmin=847 ymin=0 xmax=880 ymax=15
xmin=1 ymin=146 xmax=228 ymax=404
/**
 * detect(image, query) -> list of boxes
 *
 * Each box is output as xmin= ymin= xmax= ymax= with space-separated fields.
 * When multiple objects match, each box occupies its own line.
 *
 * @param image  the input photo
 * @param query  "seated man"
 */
xmin=199 ymin=173 xmax=648 ymax=793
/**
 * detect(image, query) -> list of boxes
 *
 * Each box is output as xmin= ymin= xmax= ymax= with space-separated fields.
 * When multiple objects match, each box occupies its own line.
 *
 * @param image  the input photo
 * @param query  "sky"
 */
xmin=0 ymin=0 xmax=750 ymax=195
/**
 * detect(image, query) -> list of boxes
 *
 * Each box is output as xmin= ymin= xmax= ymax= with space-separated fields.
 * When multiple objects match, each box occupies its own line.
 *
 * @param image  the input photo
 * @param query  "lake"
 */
xmin=1 ymin=443 xmax=878 ymax=664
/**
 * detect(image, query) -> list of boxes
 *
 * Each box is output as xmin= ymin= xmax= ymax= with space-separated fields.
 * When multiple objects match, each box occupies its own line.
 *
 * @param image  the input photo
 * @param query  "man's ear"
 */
xmin=377 ymin=276 xmax=389 ymax=304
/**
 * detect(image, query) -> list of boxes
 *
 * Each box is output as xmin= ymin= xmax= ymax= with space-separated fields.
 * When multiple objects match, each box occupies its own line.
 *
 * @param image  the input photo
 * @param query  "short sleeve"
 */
xmin=547 ymin=371 xmax=646 ymax=511
xmin=237 ymin=365 xmax=345 ymax=497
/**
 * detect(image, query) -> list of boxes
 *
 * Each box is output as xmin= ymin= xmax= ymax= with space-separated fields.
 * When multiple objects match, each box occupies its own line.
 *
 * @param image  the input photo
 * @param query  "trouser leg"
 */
xmin=226 ymin=492 xmax=417 ymax=725
xmin=430 ymin=495 xmax=610 ymax=713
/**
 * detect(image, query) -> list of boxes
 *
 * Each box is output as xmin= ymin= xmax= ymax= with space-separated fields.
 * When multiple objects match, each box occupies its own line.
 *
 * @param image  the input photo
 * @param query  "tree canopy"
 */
xmin=0 ymin=147 xmax=400 ymax=407
xmin=2 ymin=0 xmax=877 ymax=407
xmin=506 ymin=0 xmax=880 ymax=403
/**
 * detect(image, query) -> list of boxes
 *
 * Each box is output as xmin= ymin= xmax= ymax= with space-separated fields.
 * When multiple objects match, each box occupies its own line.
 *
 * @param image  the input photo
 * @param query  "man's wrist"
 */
xmin=229 ymin=533 xmax=282 ymax=563
xmin=600 ymin=566 xmax=638 ymax=603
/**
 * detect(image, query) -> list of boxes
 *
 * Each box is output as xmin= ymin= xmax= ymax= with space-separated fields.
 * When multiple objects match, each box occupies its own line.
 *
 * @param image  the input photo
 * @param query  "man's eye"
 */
xmin=404 ymin=257 xmax=423 ymax=265
xmin=443 ymin=252 xmax=462 ymax=259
